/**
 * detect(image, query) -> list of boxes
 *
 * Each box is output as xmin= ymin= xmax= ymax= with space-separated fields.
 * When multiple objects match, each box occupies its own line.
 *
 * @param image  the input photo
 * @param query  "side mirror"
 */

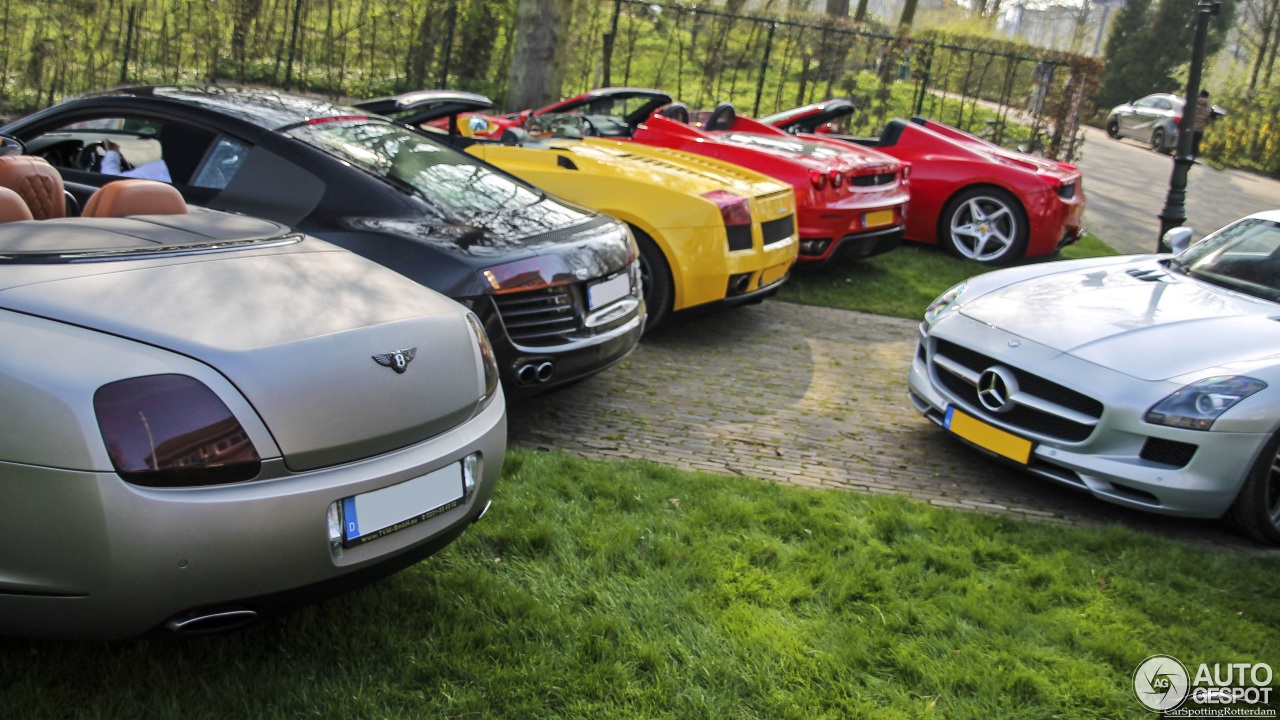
xmin=1163 ymin=226 xmax=1195 ymax=254
xmin=0 ymin=134 xmax=26 ymax=157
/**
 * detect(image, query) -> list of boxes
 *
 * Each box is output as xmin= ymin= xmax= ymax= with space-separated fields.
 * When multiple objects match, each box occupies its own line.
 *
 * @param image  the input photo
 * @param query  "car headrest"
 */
xmin=705 ymin=102 xmax=737 ymax=131
xmin=82 ymin=179 xmax=189 ymax=218
xmin=0 ymin=186 xmax=33 ymax=223
xmin=0 ymin=155 xmax=66 ymax=219
xmin=880 ymin=119 xmax=910 ymax=147
xmin=660 ymin=102 xmax=691 ymax=124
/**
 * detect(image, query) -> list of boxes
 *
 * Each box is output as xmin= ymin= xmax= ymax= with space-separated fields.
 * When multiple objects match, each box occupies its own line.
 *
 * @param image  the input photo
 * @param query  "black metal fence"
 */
xmin=0 ymin=0 xmax=1100 ymax=160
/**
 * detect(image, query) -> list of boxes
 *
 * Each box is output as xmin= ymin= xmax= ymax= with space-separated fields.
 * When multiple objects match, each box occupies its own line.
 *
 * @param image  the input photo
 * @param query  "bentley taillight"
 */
xmin=94 ymin=375 xmax=261 ymax=487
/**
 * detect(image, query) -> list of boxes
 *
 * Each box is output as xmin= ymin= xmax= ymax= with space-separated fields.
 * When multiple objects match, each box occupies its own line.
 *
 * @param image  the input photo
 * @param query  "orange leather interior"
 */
xmin=82 ymin=179 xmax=189 ymax=218
xmin=0 ymin=156 xmax=66 ymax=219
xmin=0 ymin=186 xmax=34 ymax=222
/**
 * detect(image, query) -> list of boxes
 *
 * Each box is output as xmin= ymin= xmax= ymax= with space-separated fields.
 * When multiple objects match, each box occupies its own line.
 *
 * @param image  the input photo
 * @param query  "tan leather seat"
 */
xmin=0 ymin=186 xmax=34 ymax=222
xmin=82 ymin=179 xmax=189 ymax=218
xmin=0 ymin=155 xmax=66 ymax=219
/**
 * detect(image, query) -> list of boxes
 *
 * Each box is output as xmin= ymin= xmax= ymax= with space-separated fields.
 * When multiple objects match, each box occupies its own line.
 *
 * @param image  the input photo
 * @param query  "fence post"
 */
xmin=912 ymin=41 xmax=933 ymax=117
xmin=119 ymin=3 xmax=137 ymax=85
xmin=752 ymin=21 xmax=776 ymax=117
xmin=601 ymin=0 xmax=623 ymax=87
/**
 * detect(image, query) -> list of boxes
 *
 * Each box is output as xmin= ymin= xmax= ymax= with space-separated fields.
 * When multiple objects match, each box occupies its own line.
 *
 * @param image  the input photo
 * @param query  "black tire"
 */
xmin=1150 ymin=127 xmax=1166 ymax=153
xmin=938 ymin=186 xmax=1029 ymax=264
xmin=1105 ymin=119 xmax=1120 ymax=139
xmin=1225 ymin=431 xmax=1280 ymax=545
xmin=632 ymin=228 xmax=673 ymax=333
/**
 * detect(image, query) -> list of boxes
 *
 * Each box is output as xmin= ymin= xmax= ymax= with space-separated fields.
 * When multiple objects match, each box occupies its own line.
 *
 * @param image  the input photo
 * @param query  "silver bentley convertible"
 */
xmin=909 ymin=211 xmax=1280 ymax=543
xmin=0 ymin=178 xmax=505 ymax=638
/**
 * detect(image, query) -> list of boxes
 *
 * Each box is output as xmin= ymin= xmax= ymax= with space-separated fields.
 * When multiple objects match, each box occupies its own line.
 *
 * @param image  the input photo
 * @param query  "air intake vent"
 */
xmin=850 ymin=172 xmax=896 ymax=187
xmin=1139 ymin=437 xmax=1197 ymax=468
xmin=1057 ymin=182 xmax=1076 ymax=200
xmin=494 ymin=286 xmax=579 ymax=345
xmin=761 ymin=215 xmax=795 ymax=245
xmin=1127 ymin=267 xmax=1170 ymax=282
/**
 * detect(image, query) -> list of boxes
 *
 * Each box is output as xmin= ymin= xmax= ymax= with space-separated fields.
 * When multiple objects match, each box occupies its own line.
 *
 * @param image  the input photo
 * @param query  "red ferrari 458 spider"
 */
xmin=511 ymin=88 xmax=911 ymax=265
xmin=763 ymin=99 xmax=1085 ymax=264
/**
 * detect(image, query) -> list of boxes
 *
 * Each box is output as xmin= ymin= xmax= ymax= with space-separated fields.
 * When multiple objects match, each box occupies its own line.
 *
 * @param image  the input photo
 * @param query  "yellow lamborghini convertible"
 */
xmin=356 ymin=91 xmax=799 ymax=330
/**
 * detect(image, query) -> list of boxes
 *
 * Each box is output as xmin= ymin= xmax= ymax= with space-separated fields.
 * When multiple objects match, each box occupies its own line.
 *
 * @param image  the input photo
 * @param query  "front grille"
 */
xmin=1140 ymin=438 xmax=1197 ymax=468
xmin=493 ymin=285 xmax=579 ymax=346
xmin=1057 ymin=182 xmax=1076 ymax=200
xmin=726 ymin=224 xmax=753 ymax=251
xmin=850 ymin=172 xmax=896 ymax=187
xmin=932 ymin=338 xmax=1102 ymax=443
xmin=761 ymin=215 xmax=795 ymax=245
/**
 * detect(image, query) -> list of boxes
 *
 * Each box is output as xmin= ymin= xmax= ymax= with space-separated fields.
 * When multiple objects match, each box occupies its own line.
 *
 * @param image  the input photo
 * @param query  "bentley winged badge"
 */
xmin=372 ymin=347 xmax=417 ymax=374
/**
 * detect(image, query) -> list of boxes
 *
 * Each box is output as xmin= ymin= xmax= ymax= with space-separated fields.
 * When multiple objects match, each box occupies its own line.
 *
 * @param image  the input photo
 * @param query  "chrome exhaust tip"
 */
xmin=535 ymin=361 xmax=554 ymax=383
xmin=164 ymin=608 xmax=258 ymax=635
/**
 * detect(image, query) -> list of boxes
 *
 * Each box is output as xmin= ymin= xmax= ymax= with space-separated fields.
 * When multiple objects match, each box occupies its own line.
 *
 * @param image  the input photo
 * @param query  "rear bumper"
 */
xmin=797 ymin=225 xmax=904 ymax=264
xmin=0 ymin=393 xmax=507 ymax=639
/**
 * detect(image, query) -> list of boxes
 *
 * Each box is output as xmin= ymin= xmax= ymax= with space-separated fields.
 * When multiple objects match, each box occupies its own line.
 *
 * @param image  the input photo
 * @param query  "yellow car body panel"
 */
xmin=465 ymin=139 xmax=798 ymax=313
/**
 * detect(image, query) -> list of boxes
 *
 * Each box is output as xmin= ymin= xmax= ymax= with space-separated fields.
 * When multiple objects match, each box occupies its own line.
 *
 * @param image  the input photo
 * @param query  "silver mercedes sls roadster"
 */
xmin=909 ymin=211 xmax=1280 ymax=543
xmin=0 ymin=187 xmax=505 ymax=638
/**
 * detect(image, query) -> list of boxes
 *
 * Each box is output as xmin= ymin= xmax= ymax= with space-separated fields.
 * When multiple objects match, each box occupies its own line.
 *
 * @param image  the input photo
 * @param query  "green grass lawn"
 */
xmin=4 ymin=448 xmax=1275 ymax=719
xmin=778 ymin=234 xmax=1119 ymax=320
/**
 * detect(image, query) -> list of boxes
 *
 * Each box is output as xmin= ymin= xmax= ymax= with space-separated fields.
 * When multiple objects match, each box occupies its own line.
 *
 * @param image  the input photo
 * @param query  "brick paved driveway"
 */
xmin=510 ymin=301 xmax=1277 ymax=555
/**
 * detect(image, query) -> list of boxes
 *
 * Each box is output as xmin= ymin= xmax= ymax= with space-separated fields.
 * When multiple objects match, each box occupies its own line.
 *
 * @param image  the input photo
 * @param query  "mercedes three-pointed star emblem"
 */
xmin=977 ymin=366 xmax=1018 ymax=413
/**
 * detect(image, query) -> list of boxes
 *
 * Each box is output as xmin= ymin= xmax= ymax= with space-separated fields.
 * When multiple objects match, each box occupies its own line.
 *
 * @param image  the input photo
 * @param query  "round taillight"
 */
xmin=466 ymin=313 xmax=500 ymax=402
xmin=809 ymin=171 xmax=827 ymax=190
xmin=829 ymin=170 xmax=843 ymax=188
xmin=93 ymin=375 xmax=261 ymax=487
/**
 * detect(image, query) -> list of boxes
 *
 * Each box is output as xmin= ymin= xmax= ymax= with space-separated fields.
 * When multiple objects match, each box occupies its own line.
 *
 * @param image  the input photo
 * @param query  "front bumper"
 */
xmin=0 ymin=393 xmax=506 ymax=639
xmin=907 ymin=318 xmax=1268 ymax=519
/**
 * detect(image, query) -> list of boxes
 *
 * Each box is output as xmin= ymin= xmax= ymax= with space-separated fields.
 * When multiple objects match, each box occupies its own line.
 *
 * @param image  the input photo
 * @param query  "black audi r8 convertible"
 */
xmin=1 ymin=86 xmax=644 ymax=398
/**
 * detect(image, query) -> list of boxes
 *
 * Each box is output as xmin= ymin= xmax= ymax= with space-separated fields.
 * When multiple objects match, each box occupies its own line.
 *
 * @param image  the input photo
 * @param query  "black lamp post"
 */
xmin=1156 ymin=0 xmax=1221 ymax=251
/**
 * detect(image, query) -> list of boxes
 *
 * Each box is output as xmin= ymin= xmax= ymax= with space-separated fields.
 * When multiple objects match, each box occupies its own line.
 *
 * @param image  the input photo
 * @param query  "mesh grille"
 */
xmin=493 ymin=285 xmax=579 ymax=346
xmin=762 ymin=215 xmax=795 ymax=245
xmin=850 ymin=172 xmax=896 ymax=187
xmin=932 ymin=339 xmax=1102 ymax=443
xmin=1139 ymin=438 xmax=1198 ymax=468
xmin=726 ymin=224 xmax=753 ymax=251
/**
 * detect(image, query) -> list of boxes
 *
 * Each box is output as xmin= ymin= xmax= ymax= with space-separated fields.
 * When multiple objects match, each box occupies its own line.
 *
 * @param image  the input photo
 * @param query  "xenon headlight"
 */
xmin=923 ymin=282 xmax=968 ymax=328
xmin=1145 ymin=376 xmax=1267 ymax=431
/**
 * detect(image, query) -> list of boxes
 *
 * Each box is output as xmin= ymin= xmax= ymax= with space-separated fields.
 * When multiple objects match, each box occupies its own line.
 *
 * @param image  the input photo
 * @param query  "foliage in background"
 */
xmin=1098 ymin=0 xmax=1237 ymax=110
xmin=3 ymin=447 xmax=1277 ymax=718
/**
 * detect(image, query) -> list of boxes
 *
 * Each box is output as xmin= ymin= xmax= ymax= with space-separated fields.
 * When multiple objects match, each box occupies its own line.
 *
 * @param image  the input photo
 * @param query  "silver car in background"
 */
xmin=909 ymin=210 xmax=1280 ymax=544
xmin=1104 ymin=93 xmax=1184 ymax=153
xmin=0 ymin=193 xmax=505 ymax=638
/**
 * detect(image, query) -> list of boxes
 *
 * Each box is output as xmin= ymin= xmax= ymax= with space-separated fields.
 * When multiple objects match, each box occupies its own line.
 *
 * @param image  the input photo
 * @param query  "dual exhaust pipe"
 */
xmin=515 ymin=360 xmax=555 ymax=386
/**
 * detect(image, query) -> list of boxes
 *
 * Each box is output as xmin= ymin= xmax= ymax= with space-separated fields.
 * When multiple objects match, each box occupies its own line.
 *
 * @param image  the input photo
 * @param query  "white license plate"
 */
xmin=588 ymin=272 xmax=631 ymax=310
xmin=341 ymin=463 xmax=464 ymax=547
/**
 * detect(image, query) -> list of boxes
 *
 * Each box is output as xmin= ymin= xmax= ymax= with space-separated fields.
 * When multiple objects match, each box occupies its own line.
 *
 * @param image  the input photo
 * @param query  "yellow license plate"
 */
xmin=758 ymin=262 xmax=790 ymax=287
xmin=945 ymin=407 xmax=1033 ymax=464
xmin=864 ymin=209 xmax=895 ymax=228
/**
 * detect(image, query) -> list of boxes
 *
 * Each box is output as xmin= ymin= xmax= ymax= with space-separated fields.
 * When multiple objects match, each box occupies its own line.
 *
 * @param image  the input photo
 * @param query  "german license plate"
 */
xmin=864 ymin=209 xmax=895 ymax=228
xmin=588 ymin=271 xmax=630 ymax=310
xmin=944 ymin=406 xmax=1033 ymax=464
xmin=341 ymin=463 xmax=464 ymax=547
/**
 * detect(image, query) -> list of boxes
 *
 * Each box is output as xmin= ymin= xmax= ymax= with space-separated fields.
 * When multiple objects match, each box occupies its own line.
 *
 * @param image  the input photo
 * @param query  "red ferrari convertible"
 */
xmin=516 ymin=88 xmax=911 ymax=265
xmin=763 ymin=99 xmax=1085 ymax=263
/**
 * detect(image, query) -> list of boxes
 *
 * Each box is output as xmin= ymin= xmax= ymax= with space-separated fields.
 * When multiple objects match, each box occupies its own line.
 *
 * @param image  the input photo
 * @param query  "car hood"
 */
xmin=0 ymin=219 xmax=482 ymax=472
xmin=958 ymin=257 xmax=1280 ymax=381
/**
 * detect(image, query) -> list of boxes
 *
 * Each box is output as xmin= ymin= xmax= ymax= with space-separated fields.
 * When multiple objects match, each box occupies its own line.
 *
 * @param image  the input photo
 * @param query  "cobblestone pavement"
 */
xmin=509 ymin=301 xmax=1278 ymax=555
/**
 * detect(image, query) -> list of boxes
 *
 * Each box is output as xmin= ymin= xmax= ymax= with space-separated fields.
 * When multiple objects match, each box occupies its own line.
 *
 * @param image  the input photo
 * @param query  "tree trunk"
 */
xmin=506 ymin=0 xmax=573 ymax=111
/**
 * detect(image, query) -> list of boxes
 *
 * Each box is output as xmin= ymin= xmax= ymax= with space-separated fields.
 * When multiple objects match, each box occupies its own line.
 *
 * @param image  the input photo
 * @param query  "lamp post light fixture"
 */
xmin=1156 ymin=0 xmax=1221 ymax=251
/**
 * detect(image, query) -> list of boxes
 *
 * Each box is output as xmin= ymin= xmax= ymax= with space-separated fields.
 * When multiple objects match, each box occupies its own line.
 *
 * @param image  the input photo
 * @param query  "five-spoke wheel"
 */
xmin=940 ymin=187 xmax=1028 ymax=263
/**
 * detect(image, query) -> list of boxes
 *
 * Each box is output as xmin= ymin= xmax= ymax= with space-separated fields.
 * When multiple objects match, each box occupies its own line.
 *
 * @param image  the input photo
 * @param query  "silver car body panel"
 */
xmin=908 ymin=251 xmax=1280 ymax=519
xmin=0 ymin=211 xmax=506 ymax=638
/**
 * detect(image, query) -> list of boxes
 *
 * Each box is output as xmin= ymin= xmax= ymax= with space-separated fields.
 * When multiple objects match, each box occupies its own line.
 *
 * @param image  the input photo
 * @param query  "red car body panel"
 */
xmin=764 ymin=101 xmax=1085 ymax=259
xmin=521 ymin=89 xmax=909 ymax=264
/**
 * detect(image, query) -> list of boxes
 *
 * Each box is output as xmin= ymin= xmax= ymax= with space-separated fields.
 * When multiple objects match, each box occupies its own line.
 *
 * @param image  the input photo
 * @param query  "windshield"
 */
xmin=1173 ymin=218 xmax=1280 ymax=302
xmin=288 ymin=120 xmax=543 ymax=211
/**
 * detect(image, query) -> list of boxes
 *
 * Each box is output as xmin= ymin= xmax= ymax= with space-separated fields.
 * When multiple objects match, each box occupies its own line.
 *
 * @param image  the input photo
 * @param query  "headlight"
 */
xmin=1145 ymin=376 xmax=1267 ymax=431
xmin=923 ymin=282 xmax=968 ymax=328
xmin=465 ymin=313 xmax=500 ymax=403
